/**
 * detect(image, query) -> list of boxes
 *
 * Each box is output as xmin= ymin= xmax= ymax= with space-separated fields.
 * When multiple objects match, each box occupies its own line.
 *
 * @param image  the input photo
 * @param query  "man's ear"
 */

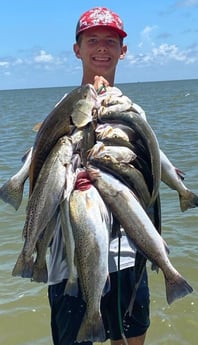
xmin=120 ymin=44 xmax=127 ymax=60
xmin=73 ymin=43 xmax=81 ymax=59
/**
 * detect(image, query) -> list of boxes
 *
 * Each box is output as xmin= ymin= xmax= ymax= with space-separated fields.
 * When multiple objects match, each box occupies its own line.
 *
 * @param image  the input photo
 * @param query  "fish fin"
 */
xmin=32 ymin=122 xmax=43 ymax=132
xmin=102 ymin=275 xmax=111 ymax=296
xmin=151 ymin=262 xmax=159 ymax=272
xmin=151 ymin=238 xmax=169 ymax=272
xmin=21 ymin=147 xmax=32 ymax=163
xmin=31 ymin=261 xmax=48 ymax=283
xmin=179 ymin=189 xmax=198 ymax=212
xmin=165 ymin=274 xmax=193 ymax=305
xmin=12 ymin=254 xmax=34 ymax=278
xmin=64 ymin=277 xmax=79 ymax=297
xmin=76 ymin=312 xmax=106 ymax=343
xmin=175 ymin=168 xmax=185 ymax=181
xmin=0 ymin=179 xmax=23 ymax=210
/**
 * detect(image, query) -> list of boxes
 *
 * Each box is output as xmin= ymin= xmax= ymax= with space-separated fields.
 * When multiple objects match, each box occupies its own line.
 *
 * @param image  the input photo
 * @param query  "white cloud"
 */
xmin=13 ymin=58 xmax=23 ymax=65
xmin=141 ymin=25 xmax=158 ymax=40
xmin=126 ymin=42 xmax=198 ymax=66
xmin=176 ymin=0 xmax=198 ymax=7
xmin=34 ymin=50 xmax=54 ymax=63
xmin=0 ymin=61 xmax=9 ymax=68
xmin=138 ymin=25 xmax=158 ymax=50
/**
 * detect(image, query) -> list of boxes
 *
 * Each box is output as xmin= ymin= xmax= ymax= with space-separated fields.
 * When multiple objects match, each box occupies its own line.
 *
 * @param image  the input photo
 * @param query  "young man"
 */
xmin=48 ymin=7 xmax=150 ymax=345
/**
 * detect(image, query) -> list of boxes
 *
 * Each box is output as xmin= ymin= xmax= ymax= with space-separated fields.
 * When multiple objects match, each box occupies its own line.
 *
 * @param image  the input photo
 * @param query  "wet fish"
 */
xmin=60 ymin=164 xmax=78 ymax=296
xmin=0 ymin=147 xmax=32 ymax=210
xmin=29 ymin=84 xmax=97 ymax=194
xmin=99 ymin=111 xmax=161 ymax=201
xmin=69 ymin=183 xmax=110 ymax=342
xmin=79 ymin=122 xmax=97 ymax=167
xmin=96 ymin=123 xmax=136 ymax=143
xmin=71 ymin=92 xmax=97 ymax=128
xmin=101 ymin=94 xmax=133 ymax=112
xmin=98 ymin=110 xmax=161 ymax=204
xmin=88 ymin=155 xmax=151 ymax=209
xmin=88 ymin=141 xmax=137 ymax=164
xmin=160 ymin=150 xmax=198 ymax=212
xmin=32 ymin=209 xmax=59 ymax=283
xmin=12 ymin=136 xmax=73 ymax=278
xmin=87 ymin=166 xmax=193 ymax=305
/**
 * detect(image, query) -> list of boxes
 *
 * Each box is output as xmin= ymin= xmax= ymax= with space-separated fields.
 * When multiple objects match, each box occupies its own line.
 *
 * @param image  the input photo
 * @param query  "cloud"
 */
xmin=140 ymin=25 xmax=158 ymax=41
xmin=34 ymin=50 xmax=54 ymax=63
xmin=126 ymin=42 xmax=198 ymax=66
xmin=0 ymin=61 xmax=9 ymax=68
xmin=176 ymin=0 xmax=198 ymax=7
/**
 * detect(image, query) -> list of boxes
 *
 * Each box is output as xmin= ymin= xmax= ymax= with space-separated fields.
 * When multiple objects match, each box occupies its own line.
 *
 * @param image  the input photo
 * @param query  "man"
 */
xmin=48 ymin=7 xmax=150 ymax=345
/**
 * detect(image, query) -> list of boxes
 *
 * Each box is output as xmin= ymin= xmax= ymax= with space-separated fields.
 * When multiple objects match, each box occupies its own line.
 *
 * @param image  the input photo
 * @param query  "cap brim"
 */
xmin=76 ymin=24 xmax=127 ymax=40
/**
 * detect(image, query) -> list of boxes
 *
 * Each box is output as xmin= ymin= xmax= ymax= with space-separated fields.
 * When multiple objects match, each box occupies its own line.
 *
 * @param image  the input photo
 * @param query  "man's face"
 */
xmin=73 ymin=27 xmax=127 ymax=79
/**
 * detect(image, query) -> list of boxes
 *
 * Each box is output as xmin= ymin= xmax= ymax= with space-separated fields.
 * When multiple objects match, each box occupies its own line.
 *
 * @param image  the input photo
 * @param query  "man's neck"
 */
xmin=81 ymin=72 xmax=115 ymax=86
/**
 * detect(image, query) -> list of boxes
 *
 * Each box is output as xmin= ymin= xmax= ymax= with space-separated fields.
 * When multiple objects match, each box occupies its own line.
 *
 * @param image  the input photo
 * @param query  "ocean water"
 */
xmin=0 ymin=79 xmax=198 ymax=345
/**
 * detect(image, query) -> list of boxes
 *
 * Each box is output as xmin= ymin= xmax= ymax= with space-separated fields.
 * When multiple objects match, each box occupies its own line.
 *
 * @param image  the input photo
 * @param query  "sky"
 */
xmin=0 ymin=0 xmax=198 ymax=90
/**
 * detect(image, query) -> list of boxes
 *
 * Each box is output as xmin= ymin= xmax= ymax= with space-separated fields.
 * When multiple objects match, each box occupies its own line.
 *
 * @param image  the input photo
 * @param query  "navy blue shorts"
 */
xmin=48 ymin=267 xmax=150 ymax=345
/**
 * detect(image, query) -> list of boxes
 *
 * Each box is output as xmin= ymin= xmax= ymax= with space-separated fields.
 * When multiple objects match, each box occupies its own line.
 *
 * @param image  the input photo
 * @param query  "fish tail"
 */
xmin=64 ymin=277 xmax=79 ymax=297
xmin=180 ymin=189 xmax=198 ymax=212
xmin=0 ymin=180 xmax=23 ymax=210
xmin=12 ymin=254 xmax=34 ymax=278
xmin=31 ymin=261 xmax=48 ymax=283
xmin=76 ymin=312 xmax=106 ymax=343
xmin=165 ymin=274 xmax=193 ymax=305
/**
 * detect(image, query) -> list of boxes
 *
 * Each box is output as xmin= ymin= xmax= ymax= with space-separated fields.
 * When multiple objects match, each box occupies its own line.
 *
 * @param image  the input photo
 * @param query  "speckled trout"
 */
xmin=98 ymin=110 xmax=161 ymax=205
xmin=12 ymin=136 xmax=73 ymax=278
xmin=87 ymin=166 xmax=193 ymax=305
xmin=29 ymin=84 xmax=97 ymax=194
xmin=69 ymin=183 xmax=111 ymax=342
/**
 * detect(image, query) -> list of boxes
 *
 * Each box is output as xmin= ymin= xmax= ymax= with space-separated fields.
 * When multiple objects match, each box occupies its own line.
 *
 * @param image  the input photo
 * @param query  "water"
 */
xmin=0 ymin=79 xmax=198 ymax=345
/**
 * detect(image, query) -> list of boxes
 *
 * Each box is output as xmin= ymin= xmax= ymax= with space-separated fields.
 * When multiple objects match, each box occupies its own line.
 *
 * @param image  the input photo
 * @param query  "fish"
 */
xmin=87 ymin=166 xmax=193 ymax=305
xmin=31 ymin=209 xmax=59 ymax=283
xmin=29 ymin=84 xmax=97 ymax=194
xmin=100 ymin=94 xmax=133 ymax=112
xmin=87 ymin=155 xmax=151 ymax=209
xmin=69 ymin=182 xmax=111 ymax=342
xmin=0 ymin=147 xmax=32 ymax=210
xmin=12 ymin=135 xmax=73 ymax=278
xmin=160 ymin=150 xmax=198 ymax=212
xmin=60 ymin=163 xmax=78 ymax=296
xmin=98 ymin=110 xmax=161 ymax=205
xmin=96 ymin=123 xmax=137 ymax=143
xmin=88 ymin=141 xmax=137 ymax=164
xmin=71 ymin=91 xmax=97 ymax=128
xmin=79 ymin=122 xmax=97 ymax=167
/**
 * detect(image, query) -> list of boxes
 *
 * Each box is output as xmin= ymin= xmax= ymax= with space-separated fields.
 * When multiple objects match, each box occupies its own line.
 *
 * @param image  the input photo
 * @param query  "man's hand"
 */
xmin=93 ymin=75 xmax=109 ymax=94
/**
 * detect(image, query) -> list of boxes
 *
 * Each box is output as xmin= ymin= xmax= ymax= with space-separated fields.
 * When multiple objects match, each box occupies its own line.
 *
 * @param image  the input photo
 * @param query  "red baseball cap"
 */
xmin=75 ymin=7 xmax=127 ymax=40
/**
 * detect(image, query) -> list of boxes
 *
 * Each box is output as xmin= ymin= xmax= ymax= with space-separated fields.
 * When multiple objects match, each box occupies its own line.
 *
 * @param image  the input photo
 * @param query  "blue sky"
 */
xmin=0 ymin=0 xmax=198 ymax=90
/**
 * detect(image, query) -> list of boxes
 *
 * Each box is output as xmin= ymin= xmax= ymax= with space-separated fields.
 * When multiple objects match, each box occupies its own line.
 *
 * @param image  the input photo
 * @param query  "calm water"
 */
xmin=0 ymin=79 xmax=198 ymax=345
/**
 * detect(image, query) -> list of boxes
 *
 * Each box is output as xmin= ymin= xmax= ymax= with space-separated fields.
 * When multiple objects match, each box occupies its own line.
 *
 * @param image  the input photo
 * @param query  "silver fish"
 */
xmin=69 ymin=184 xmax=110 ymax=342
xmin=12 ymin=136 xmax=73 ymax=278
xmin=71 ymin=91 xmax=97 ymax=128
xmin=88 ymin=155 xmax=151 ymax=209
xmin=60 ymin=163 xmax=78 ymax=296
xmin=96 ymin=124 xmax=132 ymax=143
xmin=160 ymin=150 xmax=198 ymax=212
xmin=98 ymin=110 xmax=161 ymax=205
xmin=31 ymin=209 xmax=59 ymax=283
xmin=88 ymin=141 xmax=137 ymax=164
xmin=29 ymin=84 xmax=97 ymax=194
xmin=87 ymin=166 xmax=193 ymax=305
xmin=0 ymin=147 xmax=32 ymax=210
